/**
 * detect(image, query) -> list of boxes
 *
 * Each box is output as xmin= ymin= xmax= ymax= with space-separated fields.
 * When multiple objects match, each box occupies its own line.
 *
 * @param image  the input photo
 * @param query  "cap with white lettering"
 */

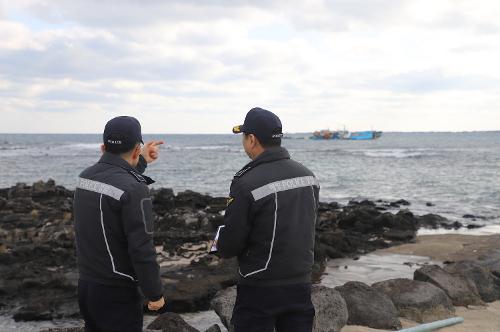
xmin=103 ymin=116 xmax=143 ymax=147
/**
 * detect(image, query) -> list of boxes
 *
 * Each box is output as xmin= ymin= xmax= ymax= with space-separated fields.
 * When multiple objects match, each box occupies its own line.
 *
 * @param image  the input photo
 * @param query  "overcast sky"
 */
xmin=0 ymin=0 xmax=499 ymax=133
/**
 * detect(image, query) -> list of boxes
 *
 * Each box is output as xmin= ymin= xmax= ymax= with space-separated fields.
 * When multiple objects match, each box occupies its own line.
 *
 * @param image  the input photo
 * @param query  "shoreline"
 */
xmin=379 ymin=233 xmax=500 ymax=262
xmin=341 ymin=233 xmax=500 ymax=332
xmin=2 ymin=180 xmax=500 ymax=331
xmin=2 ymin=233 xmax=500 ymax=331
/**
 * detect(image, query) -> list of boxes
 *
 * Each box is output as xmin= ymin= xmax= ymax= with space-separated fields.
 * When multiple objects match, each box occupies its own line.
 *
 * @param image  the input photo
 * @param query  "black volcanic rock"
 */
xmin=147 ymin=312 xmax=199 ymax=332
xmin=336 ymin=281 xmax=401 ymax=330
xmin=0 ymin=181 xmax=479 ymax=322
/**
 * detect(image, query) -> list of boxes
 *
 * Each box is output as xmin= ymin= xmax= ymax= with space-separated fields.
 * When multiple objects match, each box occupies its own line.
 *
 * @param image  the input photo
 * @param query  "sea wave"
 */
xmin=354 ymin=149 xmax=440 ymax=159
xmin=165 ymin=145 xmax=241 ymax=152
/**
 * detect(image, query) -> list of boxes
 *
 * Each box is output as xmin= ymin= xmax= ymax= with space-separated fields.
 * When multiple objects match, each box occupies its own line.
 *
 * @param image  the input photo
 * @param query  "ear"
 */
xmin=100 ymin=144 xmax=106 ymax=154
xmin=249 ymin=134 xmax=258 ymax=148
xmin=132 ymin=144 xmax=141 ymax=159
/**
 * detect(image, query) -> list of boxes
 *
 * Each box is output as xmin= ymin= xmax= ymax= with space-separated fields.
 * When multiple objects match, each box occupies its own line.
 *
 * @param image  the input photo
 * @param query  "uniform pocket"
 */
xmin=140 ymin=198 xmax=154 ymax=234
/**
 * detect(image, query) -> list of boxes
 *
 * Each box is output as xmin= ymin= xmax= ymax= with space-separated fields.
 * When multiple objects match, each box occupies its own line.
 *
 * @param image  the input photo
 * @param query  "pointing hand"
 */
xmin=141 ymin=140 xmax=165 ymax=164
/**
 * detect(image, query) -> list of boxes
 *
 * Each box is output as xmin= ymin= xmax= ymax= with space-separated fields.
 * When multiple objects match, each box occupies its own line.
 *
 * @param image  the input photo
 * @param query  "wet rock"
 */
xmin=147 ymin=312 xmax=200 ymax=332
xmin=162 ymin=257 xmax=238 ymax=313
xmin=335 ymin=281 xmax=401 ymax=330
xmin=426 ymin=202 xmax=435 ymax=207
xmin=463 ymin=214 xmax=488 ymax=220
xmin=0 ymin=181 xmax=464 ymax=322
xmin=372 ymin=278 xmax=455 ymax=323
xmin=382 ymin=229 xmax=416 ymax=242
xmin=419 ymin=214 xmax=449 ymax=229
xmin=445 ymin=261 xmax=500 ymax=302
xmin=337 ymin=205 xmax=382 ymax=232
xmin=414 ymin=265 xmax=483 ymax=306
xmin=392 ymin=210 xmax=419 ymax=231
xmin=390 ymin=199 xmax=410 ymax=207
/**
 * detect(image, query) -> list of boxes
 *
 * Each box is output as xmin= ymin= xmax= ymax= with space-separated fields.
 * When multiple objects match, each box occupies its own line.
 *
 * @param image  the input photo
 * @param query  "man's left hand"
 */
xmin=141 ymin=140 xmax=165 ymax=164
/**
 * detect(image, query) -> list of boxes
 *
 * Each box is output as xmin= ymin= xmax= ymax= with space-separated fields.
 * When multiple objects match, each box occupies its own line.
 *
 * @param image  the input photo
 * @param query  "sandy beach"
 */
xmin=341 ymin=234 xmax=500 ymax=332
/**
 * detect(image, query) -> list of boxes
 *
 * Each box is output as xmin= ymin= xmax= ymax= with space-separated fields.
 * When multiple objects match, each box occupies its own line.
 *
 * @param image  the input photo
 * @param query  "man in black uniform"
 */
xmin=73 ymin=116 xmax=165 ymax=332
xmin=217 ymin=107 xmax=320 ymax=332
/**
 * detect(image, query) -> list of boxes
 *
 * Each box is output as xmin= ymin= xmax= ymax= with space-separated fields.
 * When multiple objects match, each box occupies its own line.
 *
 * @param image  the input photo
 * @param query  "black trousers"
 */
xmin=78 ymin=279 xmax=143 ymax=332
xmin=231 ymin=283 xmax=315 ymax=332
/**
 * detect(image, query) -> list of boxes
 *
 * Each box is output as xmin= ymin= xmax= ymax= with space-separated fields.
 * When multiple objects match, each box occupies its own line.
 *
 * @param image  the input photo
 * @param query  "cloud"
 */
xmin=366 ymin=69 xmax=500 ymax=93
xmin=0 ymin=0 xmax=499 ymax=133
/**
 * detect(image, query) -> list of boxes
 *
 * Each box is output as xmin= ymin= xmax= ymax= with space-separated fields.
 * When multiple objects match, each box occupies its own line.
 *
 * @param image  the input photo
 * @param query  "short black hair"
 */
xmin=244 ymin=133 xmax=281 ymax=148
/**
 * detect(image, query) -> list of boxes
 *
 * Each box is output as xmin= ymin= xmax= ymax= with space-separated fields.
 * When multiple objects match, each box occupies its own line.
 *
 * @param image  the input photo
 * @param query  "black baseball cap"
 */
xmin=103 ymin=116 xmax=143 ymax=147
xmin=232 ymin=107 xmax=283 ymax=139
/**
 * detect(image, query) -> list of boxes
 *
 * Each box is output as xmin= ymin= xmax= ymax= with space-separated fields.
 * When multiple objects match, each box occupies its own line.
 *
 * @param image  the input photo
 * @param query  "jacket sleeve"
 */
xmin=121 ymin=183 xmax=163 ymax=301
xmin=217 ymin=180 xmax=253 ymax=258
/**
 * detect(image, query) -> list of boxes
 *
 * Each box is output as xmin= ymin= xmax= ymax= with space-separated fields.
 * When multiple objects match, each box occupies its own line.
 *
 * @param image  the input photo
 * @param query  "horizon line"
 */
xmin=1 ymin=130 xmax=500 ymax=135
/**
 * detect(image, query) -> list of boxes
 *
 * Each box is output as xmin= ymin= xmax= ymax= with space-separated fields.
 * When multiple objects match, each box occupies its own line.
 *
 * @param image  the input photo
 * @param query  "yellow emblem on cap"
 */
xmin=227 ymin=197 xmax=235 ymax=206
xmin=232 ymin=125 xmax=241 ymax=134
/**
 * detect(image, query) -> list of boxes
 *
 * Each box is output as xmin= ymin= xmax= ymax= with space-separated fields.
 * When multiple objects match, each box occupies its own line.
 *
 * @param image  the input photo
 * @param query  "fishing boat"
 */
xmin=311 ymin=129 xmax=382 ymax=140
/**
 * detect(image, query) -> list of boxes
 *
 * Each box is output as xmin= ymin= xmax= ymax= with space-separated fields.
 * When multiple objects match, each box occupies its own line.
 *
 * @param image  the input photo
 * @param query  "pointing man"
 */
xmin=74 ymin=116 xmax=165 ymax=332
xmin=217 ymin=107 xmax=319 ymax=332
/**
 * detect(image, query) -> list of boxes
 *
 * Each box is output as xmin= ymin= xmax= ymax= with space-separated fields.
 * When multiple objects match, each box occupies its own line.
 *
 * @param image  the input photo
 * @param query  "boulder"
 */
xmin=445 ymin=261 xmax=500 ymax=302
xmin=210 ymin=286 xmax=236 ymax=332
xmin=414 ymin=265 xmax=483 ymax=306
xmin=210 ymin=285 xmax=348 ymax=332
xmin=390 ymin=199 xmax=411 ymax=207
xmin=478 ymin=250 xmax=500 ymax=278
xmin=147 ymin=312 xmax=200 ymax=332
xmin=311 ymin=285 xmax=348 ymax=332
xmin=372 ymin=278 xmax=455 ymax=323
xmin=418 ymin=214 xmax=448 ymax=229
xmin=334 ymin=281 xmax=401 ymax=330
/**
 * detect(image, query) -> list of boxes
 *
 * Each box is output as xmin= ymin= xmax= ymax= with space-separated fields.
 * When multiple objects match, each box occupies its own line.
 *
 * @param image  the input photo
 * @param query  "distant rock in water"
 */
xmin=0 ymin=180 xmax=482 ymax=321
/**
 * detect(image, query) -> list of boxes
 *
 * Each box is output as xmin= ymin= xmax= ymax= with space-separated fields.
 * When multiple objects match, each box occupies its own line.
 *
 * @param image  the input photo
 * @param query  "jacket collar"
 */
xmin=98 ymin=152 xmax=155 ymax=185
xmin=234 ymin=147 xmax=290 ymax=178
xmin=99 ymin=152 xmax=136 ymax=171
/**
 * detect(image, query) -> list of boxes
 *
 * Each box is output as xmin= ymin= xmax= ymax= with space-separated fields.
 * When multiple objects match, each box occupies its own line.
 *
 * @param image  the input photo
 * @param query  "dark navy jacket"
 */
xmin=218 ymin=147 xmax=319 ymax=286
xmin=73 ymin=153 xmax=163 ymax=301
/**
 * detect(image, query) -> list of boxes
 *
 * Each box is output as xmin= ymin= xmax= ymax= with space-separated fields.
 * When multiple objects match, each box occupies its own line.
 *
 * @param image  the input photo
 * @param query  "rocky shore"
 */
xmin=0 ymin=180 xmax=490 ymax=331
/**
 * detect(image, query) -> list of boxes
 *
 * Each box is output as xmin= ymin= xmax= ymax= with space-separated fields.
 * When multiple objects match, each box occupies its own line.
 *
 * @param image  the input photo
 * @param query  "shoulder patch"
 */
xmin=234 ymin=166 xmax=252 ymax=178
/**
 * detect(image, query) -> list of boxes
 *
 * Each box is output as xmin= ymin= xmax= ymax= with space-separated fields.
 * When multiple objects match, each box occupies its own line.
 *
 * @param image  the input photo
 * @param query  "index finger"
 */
xmin=151 ymin=140 xmax=165 ymax=146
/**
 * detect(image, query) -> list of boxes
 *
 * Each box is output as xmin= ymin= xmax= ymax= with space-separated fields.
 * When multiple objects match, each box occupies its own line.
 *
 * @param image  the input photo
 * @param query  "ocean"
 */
xmin=1 ymin=131 xmax=500 ymax=330
xmin=1 ymin=132 xmax=499 ymax=224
